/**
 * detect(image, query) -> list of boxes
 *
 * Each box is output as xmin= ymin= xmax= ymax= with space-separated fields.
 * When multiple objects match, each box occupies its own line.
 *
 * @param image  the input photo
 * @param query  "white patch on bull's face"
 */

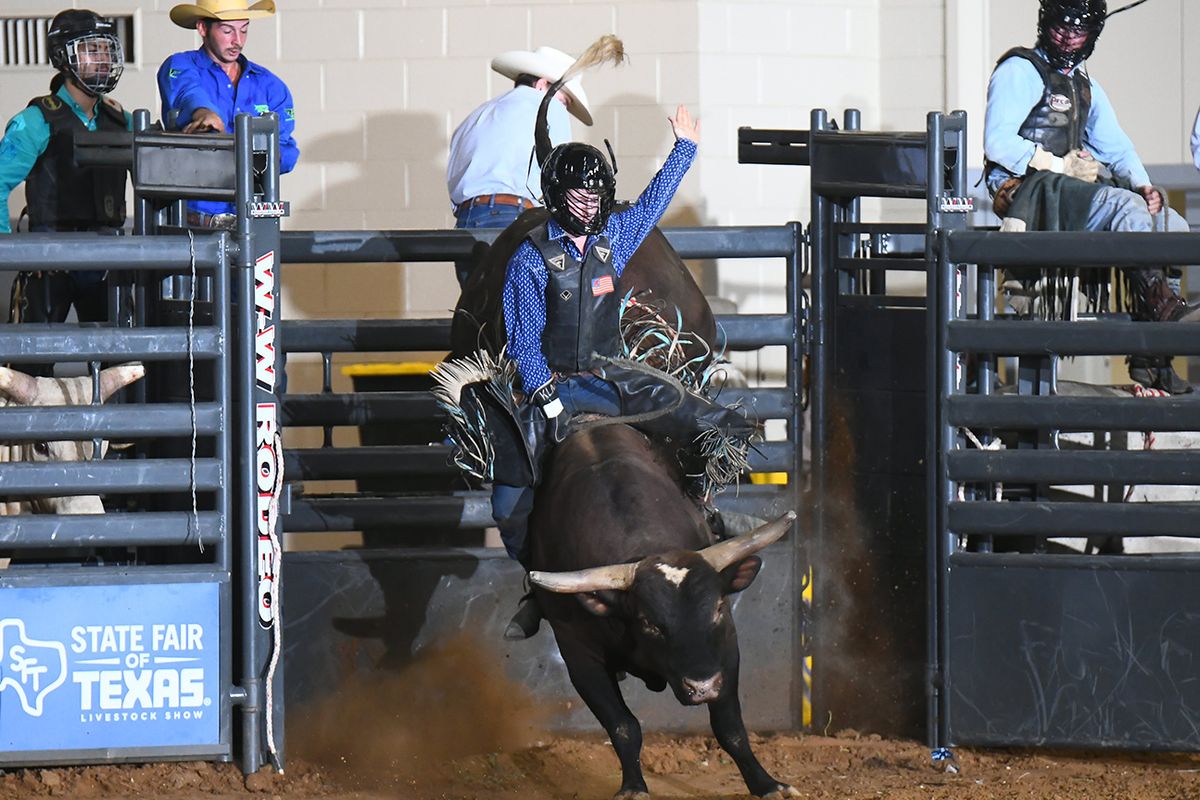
xmin=656 ymin=563 xmax=689 ymax=587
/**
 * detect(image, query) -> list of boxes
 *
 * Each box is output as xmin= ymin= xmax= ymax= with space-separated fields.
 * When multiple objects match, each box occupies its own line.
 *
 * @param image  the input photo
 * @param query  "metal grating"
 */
xmin=0 ymin=15 xmax=135 ymax=67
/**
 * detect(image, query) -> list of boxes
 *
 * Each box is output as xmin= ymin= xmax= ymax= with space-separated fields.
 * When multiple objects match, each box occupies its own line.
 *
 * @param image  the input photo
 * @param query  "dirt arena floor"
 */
xmin=4 ymin=638 xmax=1199 ymax=799
xmin=3 ymin=731 xmax=1200 ymax=800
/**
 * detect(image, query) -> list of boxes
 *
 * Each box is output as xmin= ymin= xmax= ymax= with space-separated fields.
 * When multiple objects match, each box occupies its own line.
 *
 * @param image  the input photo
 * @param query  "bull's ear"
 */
xmin=721 ymin=556 xmax=763 ymax=594
xmin=576 ymin=591 xmax=617 ymax=617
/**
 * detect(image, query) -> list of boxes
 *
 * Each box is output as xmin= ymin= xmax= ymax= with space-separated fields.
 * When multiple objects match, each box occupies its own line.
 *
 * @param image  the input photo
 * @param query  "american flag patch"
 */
xmin=591 ymin=275 xmax=614 ymax=296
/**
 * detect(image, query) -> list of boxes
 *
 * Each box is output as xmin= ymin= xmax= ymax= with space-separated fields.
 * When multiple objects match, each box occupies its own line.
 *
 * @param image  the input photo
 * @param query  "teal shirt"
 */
xmin=0 ymin=85 xmax=133 ymax=234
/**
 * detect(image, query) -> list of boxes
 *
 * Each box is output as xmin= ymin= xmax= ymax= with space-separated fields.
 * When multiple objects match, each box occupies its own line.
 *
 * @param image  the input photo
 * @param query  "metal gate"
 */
xmin=276 ymin=222 xmax=813 ymax=731
xmin=0 ymin=112 xmax=285 ymax=771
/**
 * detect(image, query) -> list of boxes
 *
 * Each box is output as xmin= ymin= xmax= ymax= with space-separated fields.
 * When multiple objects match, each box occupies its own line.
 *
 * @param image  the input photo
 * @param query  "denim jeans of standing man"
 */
xmin=454 ymin=200 xmax=525 ymax=289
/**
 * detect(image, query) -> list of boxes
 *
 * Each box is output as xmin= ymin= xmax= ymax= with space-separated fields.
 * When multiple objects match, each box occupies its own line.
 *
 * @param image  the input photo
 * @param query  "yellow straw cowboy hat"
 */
xmin=491 ymin=46 xmax=594 ymax=126
xmin=170 ymin=0 xmax=276 ymax=28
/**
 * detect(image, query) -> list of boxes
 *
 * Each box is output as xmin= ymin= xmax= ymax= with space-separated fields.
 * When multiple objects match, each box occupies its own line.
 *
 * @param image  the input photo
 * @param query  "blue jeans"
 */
xmin=454 ymin=201 xmax=525 ymax=288
xmin=1084 ymin=185 xmax=1189 ymax=233
xmin=490 ymin=373 xmax=622 ymax=562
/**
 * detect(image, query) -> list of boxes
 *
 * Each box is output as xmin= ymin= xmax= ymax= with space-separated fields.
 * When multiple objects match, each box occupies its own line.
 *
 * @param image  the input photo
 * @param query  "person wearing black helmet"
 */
xmin=0 ymin=9 xmax=131 ymax=375
xmin=984 ymin=0 xmax=1195 ymax=393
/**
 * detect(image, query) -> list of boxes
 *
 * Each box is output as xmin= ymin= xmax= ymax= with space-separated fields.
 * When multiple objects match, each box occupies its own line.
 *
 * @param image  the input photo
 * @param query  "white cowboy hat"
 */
xmin=170 ymin=0 xmax=276 ymax=29
xmin=491 ymin=46 xmax=593 ymax=126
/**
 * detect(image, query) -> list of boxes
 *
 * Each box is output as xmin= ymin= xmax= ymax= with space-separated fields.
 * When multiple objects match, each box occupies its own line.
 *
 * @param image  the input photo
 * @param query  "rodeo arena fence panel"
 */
xmin=4 ymin=100 xmax=1198 ymax=775
xmin=0 ymin=111 xmax=285 ymax=773
xmin=276 ymin=214 xmax=812 ymax=735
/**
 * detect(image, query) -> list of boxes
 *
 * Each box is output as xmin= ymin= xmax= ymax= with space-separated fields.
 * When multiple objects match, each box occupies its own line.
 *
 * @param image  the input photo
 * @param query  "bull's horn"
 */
xmin=698 ymin=511 xmax=797 ymax=573
xmin=0 ymin=367 xmax=40 ymax=405
xmin=99 ymin=364 xmax=145 ymax=401
xmin=529 ymin=562 xmax=637 ymax=594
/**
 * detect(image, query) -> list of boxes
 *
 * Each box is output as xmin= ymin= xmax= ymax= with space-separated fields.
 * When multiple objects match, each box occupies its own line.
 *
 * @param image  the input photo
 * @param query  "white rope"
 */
xmin=186 ymin=231 xmax=201 ymax=553
xmin=959 ymin=426 xmax=1004 ymax=502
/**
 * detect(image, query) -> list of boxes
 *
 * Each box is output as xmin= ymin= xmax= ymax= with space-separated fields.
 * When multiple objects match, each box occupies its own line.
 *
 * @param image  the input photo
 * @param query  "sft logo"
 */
xmin=0 ymin=619 xmax=67 ymax=716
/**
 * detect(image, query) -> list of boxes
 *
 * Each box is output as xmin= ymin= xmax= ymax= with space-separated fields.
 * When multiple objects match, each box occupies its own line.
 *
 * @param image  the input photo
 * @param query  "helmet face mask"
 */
xmin=541 ymin=143 xmax=616 ymax=237
xmin=48 ymin=11 xmax=124 ymax=96
xmin=1037 ymin=0 xmax=1107 ymax=70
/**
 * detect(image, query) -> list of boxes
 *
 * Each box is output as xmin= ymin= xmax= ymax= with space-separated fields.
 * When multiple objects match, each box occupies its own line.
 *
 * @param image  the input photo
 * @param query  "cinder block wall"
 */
xmin=4 ymin=0 xmax=1198 ymax=400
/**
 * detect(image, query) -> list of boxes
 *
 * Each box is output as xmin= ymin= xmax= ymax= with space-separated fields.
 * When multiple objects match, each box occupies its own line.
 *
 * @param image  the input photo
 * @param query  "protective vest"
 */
xmin=1000 ymin=47 xmax=1092 ymax=158
xmin=529 ymin=227 xmax=621 ymax=375
xmin=24 ymin=93 xmax=127 ymax=230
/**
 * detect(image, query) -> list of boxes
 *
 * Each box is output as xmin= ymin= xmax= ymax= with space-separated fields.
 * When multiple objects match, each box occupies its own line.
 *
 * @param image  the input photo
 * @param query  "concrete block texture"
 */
xmin=281 ymin=10 xmax=362 ymax=62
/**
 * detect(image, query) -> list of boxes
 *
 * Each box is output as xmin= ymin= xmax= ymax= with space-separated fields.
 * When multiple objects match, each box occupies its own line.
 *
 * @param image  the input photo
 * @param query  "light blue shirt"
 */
xmin=984 ymin=49 xmax=1150 ymax=192
xmin=1192 ymin=106 xmax=1200 ymax=171
xmin=0 ymin=85 xmax=132 ymax=234
xmin=447 ymin=86 xmax=572 ymax=208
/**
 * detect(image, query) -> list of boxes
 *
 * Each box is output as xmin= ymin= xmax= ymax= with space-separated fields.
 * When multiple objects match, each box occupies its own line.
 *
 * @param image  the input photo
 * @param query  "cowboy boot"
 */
xmin=504 ymin=573 xmax=543 ymax=641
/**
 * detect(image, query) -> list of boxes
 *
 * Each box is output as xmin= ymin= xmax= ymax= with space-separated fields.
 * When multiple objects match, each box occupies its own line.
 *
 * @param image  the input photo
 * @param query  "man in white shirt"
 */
xmin=447 ymin=46 xmax=592 ymax=287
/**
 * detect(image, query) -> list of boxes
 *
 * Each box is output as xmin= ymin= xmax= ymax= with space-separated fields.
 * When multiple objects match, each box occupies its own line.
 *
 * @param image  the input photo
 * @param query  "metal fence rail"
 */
xmin=931 ymin=200 xmax=1200 ymax=753
xmin=0 ymin=112 xmax=284 ymax=774
xmin=278 ymin=223 xmax=806 ymax=535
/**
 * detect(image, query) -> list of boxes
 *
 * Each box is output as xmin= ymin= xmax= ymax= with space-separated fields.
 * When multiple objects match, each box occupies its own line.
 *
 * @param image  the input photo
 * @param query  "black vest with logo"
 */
xmin=530 ymin=227 xmax=622 ymax=375
xmin=1000 ymin=47 xmax=1092 ymax=158
xmin=24 ymin=93 xmax=127 ymax=231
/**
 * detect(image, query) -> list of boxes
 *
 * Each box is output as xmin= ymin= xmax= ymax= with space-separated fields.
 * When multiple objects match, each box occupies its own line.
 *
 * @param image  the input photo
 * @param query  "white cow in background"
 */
xmin=0 ymin=364 xmax=145 ymax=515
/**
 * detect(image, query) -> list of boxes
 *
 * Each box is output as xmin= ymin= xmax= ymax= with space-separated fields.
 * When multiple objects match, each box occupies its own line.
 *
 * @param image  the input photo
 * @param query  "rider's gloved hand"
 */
xmin=1029 ymin=146 xmax=1099 ymax=183
xmin=531 ymin=383 xmax=570 ymax=443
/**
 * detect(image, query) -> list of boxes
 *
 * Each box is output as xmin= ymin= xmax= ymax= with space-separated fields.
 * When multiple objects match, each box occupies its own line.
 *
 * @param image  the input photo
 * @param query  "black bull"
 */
xmin=451 ymin=210 xmax=799 ymax=798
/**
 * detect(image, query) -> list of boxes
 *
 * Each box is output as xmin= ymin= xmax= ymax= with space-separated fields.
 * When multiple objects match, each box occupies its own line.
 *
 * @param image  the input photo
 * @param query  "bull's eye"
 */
xmin=714 ymin=600 xmax=727 ymax=624
xmin=32 ymin=441 xmax=50 ymax=458
xmin=640 ymin=617 xmax=663 ymax=638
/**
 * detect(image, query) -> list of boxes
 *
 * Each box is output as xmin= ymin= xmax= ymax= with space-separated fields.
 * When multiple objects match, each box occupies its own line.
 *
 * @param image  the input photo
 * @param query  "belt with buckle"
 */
xmin=455 ymin=194 xmax=534 ymax=215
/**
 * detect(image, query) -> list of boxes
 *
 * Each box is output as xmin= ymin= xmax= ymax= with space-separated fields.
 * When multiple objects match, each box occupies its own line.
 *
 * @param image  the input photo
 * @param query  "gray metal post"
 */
xmin=234 ymin=113 xmax=263 ymax=775
xmin=807 ymin=107 xmax=832 ymax=732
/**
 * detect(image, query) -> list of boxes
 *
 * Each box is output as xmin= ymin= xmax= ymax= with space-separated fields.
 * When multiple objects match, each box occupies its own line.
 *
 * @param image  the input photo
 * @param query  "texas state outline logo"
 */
xmin=0 ymin=618 xmax=68 ymax=717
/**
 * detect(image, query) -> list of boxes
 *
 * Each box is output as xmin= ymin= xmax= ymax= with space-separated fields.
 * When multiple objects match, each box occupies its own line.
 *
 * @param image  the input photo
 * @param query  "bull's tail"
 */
xmin=534 ymin=35 xmax=626 ymax=167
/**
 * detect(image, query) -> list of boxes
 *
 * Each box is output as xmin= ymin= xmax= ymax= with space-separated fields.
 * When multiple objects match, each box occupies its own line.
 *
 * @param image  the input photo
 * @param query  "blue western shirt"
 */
xmin=0 ymin=85 xmax=132 ymax=234
xmin=984 ymin=48 xmax=1149 ymax=193
xmin=502 ymin=137 xmax=698 ymax=393
xmin=158 ymin=47 xmax=299 ymax=215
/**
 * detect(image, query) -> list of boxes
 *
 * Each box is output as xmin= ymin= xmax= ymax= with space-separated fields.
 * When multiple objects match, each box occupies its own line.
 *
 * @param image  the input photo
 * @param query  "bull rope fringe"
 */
xmin=432 ymin=302 xmax=754 ymax=497
xmin=617 ymin=293 xmax=754 ymax=496
xmin=430 ymin=349 xmax=508 ymax=482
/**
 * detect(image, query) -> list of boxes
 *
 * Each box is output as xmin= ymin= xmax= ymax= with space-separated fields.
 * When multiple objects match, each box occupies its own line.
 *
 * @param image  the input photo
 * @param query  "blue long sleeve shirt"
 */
xmin=0 ymin=85 xmax=132 ymax=234
xmin=502 ymin=137 xmax=698 ymax=393
xmin=158 ymin=47 xmax=299 ymax=215
xmin=1192 ymin=106 xmax=1200 ymax=172
xmin=984 ymin=49 xmax=1149 ymax=193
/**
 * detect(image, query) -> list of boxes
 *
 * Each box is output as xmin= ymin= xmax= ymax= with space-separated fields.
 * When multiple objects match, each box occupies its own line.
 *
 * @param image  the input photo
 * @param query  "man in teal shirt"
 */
xmin=0 ymin=9 xmax=131 ymax=373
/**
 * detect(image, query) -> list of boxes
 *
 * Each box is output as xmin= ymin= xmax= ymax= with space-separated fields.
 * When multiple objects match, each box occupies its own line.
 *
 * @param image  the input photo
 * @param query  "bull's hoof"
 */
xmin=762 ymin=784 xmax=800 ymax=799
xmin=614 ymin=790 xmax=650 ymax=800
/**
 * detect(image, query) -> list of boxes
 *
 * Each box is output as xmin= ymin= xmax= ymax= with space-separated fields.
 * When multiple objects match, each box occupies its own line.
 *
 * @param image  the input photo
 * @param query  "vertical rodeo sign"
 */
xmin=0 ymin=582 xmax=220 ymax=753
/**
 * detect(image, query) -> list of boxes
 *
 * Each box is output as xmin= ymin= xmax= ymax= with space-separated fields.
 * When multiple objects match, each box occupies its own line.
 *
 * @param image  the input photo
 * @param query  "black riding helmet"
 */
xmin=1037 ymin=0 xmax=1106 ymax=70
xmin=540 ymin=142 xmax=616 ymax=236
xmin=48 ymin=9 xmax=124 ymax=96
